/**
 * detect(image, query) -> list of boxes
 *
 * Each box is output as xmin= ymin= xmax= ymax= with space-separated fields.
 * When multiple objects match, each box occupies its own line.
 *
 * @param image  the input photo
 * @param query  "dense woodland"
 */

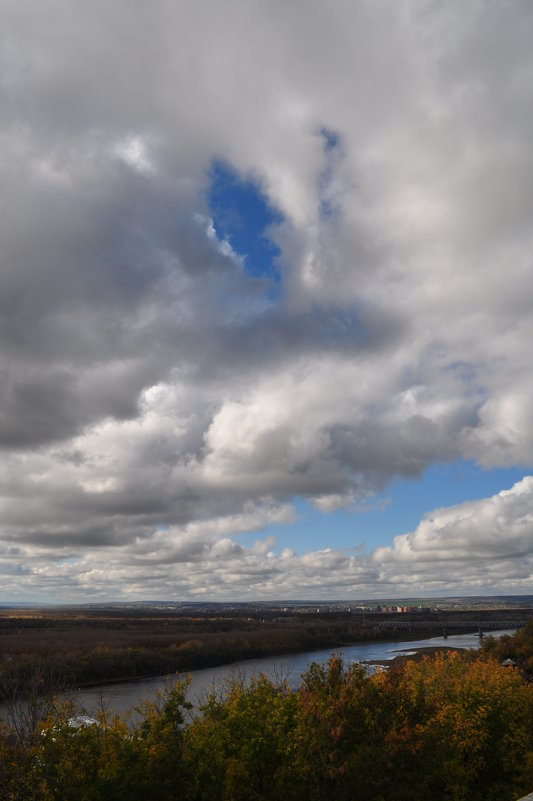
xmin=0 ymin=609 xmax=381 ymax=690
xmin=0 ymin=607 xmax=529 ymax=693
xmin=1 ymin=622 xmax=533 ymax=800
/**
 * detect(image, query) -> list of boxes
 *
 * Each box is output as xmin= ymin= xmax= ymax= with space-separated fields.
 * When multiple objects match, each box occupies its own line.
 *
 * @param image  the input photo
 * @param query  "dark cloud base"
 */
xmin=1 ymin=1 xmax=533 ymax=599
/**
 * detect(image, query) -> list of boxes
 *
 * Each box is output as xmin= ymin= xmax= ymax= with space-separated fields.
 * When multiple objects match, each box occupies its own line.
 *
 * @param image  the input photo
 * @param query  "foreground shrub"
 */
xmin=1 ymin=652 xmax=532 ymax=800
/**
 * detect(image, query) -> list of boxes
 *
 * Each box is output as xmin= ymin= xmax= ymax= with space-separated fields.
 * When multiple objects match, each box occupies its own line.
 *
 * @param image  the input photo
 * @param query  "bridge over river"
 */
xmin=376 ymin=619 xmax=526 ymax=634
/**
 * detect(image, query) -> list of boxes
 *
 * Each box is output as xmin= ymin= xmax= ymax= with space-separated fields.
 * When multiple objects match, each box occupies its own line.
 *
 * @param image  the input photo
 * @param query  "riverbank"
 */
xmin=69 ymin=628 xmax=447 ymax=690
xmin=0 ymin=626 xmax=476 ymax=697
xmin=66 ymin=628 xmax=516 ymax=721
xmin=365 ymin=644 xmax=474 ymax=668
xmin=0 ymin=611 xmax=453 ymax=694
xmin=1 ymin=605 xmax=528 ymax=699
xmin=3 ymin=641 xmax=532 ymax=801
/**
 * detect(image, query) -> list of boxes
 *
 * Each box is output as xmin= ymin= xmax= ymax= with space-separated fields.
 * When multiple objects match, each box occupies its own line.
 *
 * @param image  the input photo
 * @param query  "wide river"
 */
xmin=72 ymin=628 xmax=514 ymax=721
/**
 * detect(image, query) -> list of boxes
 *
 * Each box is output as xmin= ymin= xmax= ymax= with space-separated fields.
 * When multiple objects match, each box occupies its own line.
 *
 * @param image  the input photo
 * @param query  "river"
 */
xmin=70 ymin=628 xmax=515 ymax=721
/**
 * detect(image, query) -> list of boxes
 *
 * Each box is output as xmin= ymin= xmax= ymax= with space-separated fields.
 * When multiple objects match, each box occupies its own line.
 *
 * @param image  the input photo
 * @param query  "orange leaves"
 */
xmin=375 ymin=651 xmax=533 ymax=800
xmin=2 ymin=651 xmax=533 ymax=800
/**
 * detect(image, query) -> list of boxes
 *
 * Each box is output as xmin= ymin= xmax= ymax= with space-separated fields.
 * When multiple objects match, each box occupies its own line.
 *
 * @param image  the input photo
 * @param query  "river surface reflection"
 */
xmin=72 ymin=628 xmax=515 ymax=721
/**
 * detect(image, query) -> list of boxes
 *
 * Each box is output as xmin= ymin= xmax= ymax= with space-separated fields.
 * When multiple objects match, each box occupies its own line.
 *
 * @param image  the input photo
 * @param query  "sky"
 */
xmin=1 ymin=0 xmax=533 ymax=603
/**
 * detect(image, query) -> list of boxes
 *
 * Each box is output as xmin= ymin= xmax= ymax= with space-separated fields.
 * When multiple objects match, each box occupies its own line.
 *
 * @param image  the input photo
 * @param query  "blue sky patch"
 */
xmin=236 ymin=460 xmax=528 ymax=556
xmin=320 ymin=127 xmax=340 ymax=152
xmin=207 ymin=160 xmax=283 ymax=285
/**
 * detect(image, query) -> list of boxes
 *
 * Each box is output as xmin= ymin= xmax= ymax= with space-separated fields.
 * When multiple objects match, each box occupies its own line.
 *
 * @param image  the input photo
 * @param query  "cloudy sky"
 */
xmin=1 ymin=0 xmax=533 ymax=602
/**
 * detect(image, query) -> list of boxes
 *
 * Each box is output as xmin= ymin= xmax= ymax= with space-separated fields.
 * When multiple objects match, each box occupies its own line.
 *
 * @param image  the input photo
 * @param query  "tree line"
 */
xmin=2 ymin=622 xmax=533 ymax=800
xmin=0 ymin=614 xmax=405 ymax=692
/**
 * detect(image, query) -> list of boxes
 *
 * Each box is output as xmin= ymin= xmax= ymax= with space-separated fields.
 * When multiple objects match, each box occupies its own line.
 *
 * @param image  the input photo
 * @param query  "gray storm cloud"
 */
xmin=1 ymin=0 xmax=533 ymax=598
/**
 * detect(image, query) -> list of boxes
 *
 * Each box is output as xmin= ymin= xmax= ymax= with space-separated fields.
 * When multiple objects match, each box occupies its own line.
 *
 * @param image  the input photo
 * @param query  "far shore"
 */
xmin=70 ymin=631 xmax=477 ymax=690
xmin=363 ymin=644 xmax=475 ymax=668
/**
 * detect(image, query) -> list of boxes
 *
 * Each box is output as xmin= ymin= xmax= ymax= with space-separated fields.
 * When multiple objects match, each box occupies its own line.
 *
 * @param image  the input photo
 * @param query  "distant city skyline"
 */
xmin=1 ymin=1 xmax=533 ymax=602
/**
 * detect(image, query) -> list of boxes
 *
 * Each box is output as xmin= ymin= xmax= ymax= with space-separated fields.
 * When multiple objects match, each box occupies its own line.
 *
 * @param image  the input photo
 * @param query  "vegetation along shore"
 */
xmin=1 ymin=620 xmax=533 ymax=799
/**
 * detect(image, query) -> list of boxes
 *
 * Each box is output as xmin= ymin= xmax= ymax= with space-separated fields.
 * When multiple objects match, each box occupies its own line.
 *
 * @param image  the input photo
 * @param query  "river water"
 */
xmin=70 ymin=628 xmax=514 ymax=721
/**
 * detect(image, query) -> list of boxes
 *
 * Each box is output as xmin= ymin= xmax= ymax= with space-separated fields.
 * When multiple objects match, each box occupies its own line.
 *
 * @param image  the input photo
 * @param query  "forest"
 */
xmin=0 ymin=608 xmax=382 ymax=692
xmin=1 ymin=622 xmax=533 ymax=800
xmin=0 ymin=606 xmax=529 ymax=694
